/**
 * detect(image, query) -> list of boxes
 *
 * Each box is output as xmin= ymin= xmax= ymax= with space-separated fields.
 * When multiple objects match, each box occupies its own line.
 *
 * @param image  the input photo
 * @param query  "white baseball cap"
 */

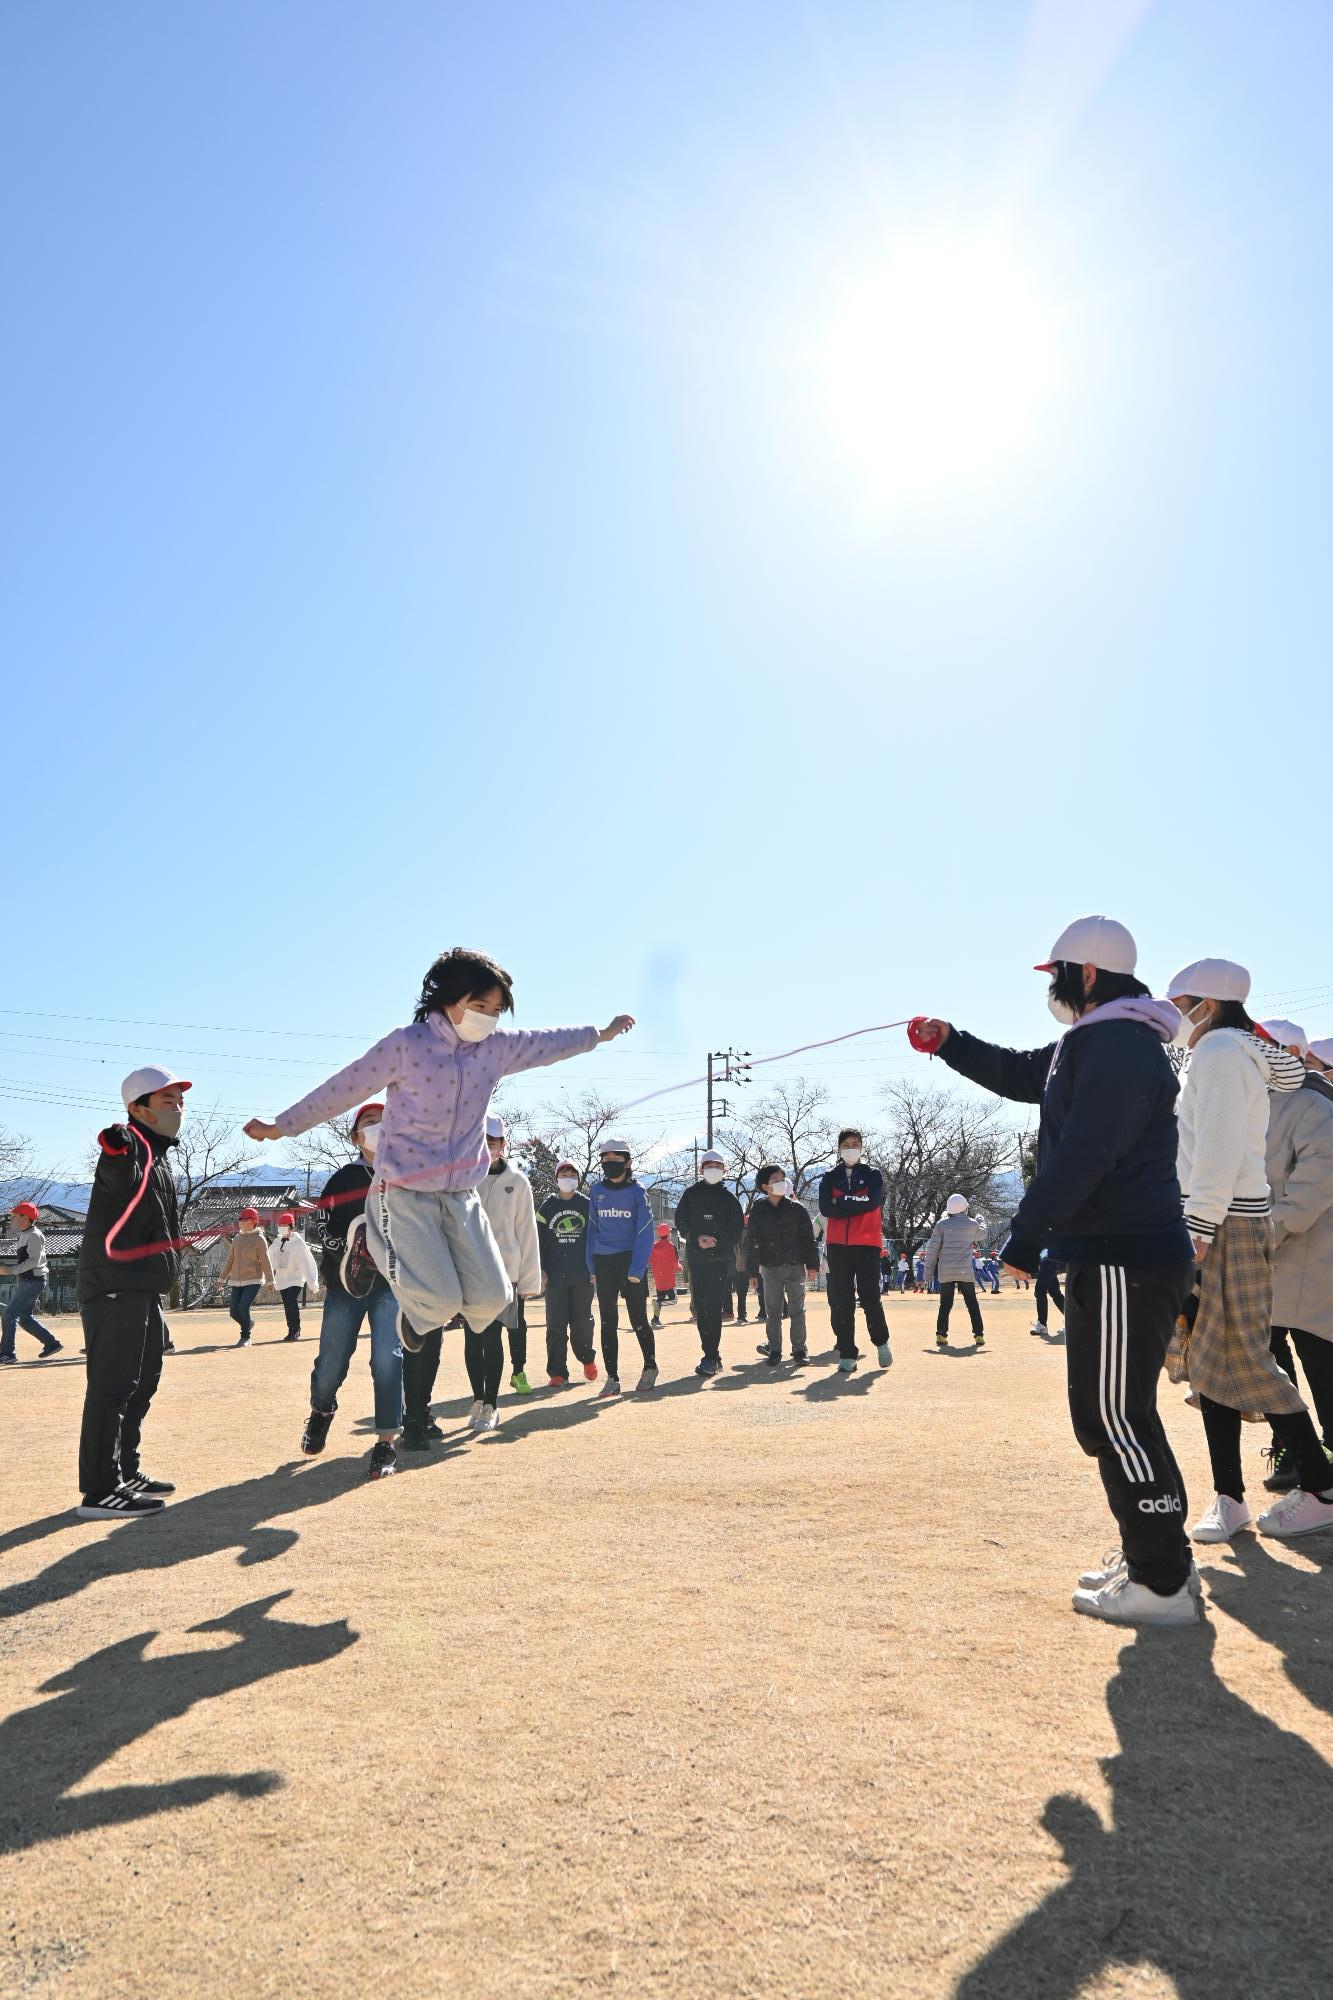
xmin=599 ymin=1134 xmax=631 ymax=1156
xmin=946 ymin=1193 xmax=968 ymax=1215
xmin=121 ymin=1065 xmax=192 ymax=1110
xmin=1166 ymin=958 xmax=1251 ymax=1004
xmin=1308 ymin=1037 xmax=1333 ymax=1067
xmin=700 ymin=1149 xmax=725 ymax=1168
xmin=1035 ymin=915 xmax=1137 ymax=976
xmin=1260 ymin=1018 xmax=1309 ymax=1056
xmin=485 ymin=1114 xmax=505 ymax=1139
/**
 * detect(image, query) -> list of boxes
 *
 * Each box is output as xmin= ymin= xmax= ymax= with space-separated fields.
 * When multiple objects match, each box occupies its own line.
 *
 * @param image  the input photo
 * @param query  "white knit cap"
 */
xmin=1308 ymin=1037 xmax=1333 ymax=1067
xmin=599 ymin=1134 xmax=631 ymax=1156
xmin=1035 ymin=915 xmax=1137 ymax=976
xmin=700 ymin=1149 xmax=725 ymax=1167
xmin=946 ymin=1193 xmax=968 ymax=1215
xmin=1260 ymin=1018 xmax=1310 ymax=1056
xmin=485 ymin=1114 xmax=505 ymax=1139
xmin=1166 ymin=958 xmax=1251 ymax=1004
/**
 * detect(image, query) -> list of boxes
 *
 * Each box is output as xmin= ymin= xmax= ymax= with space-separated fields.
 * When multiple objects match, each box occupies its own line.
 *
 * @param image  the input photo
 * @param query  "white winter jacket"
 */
xmin=477 ymin=1160 xmax=541 ymax=1294
xmin=270 ymin=1232 xmax=321 ymax=1292
xmin=1176 ymin=1029 xmax=1305 ymax=1239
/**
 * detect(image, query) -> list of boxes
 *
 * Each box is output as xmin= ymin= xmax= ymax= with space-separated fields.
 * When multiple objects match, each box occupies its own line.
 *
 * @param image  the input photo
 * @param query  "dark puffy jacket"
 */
xmin=674 ymin=1181 xmax=744 ymax=1263
xmin=745 ymin=1196 xmax=818 ymax=1273
xmin=77 ymin=1118 xmax=182 ymax=1304
xmin=314 ymin=1160 xmax=373 ymax=1292
xmin=938 ymin=1017 xmax=1192 ymax=1270
xmin=818 ymin=1163 xmax=885 ymax=1247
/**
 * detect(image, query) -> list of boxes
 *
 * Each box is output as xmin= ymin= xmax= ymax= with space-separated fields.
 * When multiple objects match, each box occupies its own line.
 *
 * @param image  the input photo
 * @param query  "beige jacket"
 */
xmin=220 ymin=1231 xmax=275 ymax=1289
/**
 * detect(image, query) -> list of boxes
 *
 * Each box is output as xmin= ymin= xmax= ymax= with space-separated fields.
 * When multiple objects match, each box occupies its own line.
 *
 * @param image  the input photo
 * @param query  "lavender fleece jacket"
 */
xmin=272 ymin=1012 xmax=600 ymax=1194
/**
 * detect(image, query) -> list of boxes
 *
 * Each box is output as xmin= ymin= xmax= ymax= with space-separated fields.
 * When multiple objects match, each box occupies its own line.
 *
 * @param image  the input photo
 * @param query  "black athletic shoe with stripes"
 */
xmin=340 ymin=1216 xmax=379 ymax=1300
xmin=76 ymin=1490 xmax=165 ymax=1520
xmin=119 ymin=1471 xmax=176 ymax=1496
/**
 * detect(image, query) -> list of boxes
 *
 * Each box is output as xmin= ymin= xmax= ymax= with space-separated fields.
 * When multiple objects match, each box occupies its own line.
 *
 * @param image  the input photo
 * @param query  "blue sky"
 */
xmin=5 ymin=0 xmax=1332 ymax=1175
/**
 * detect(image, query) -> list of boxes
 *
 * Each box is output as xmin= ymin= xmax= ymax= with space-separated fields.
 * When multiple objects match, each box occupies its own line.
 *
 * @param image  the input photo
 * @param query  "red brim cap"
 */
xmin=353 ymin=1102 xmax=384 ymax=1125
xmin=1033 ymin=963 xmax=1055 ymax=973
xmin=556 ymin=1161 xmax=578 ymax=1174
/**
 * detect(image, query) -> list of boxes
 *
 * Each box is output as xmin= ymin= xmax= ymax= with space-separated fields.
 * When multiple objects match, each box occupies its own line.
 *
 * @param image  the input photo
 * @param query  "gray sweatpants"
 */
xmin=365 ymin=1180 xmax=512 ymax=1336
xmin=761 ymin=1264 xmax=808 ymax=1357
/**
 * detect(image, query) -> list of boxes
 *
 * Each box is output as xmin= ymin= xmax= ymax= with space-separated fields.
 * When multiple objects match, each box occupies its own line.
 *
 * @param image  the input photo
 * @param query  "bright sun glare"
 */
xmin=806 ymin=235 xmax=1060 ymax=515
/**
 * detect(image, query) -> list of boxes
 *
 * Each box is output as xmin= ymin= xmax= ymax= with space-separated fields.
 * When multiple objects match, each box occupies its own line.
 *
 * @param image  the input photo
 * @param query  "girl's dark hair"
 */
xmin=1201 ymin=998 xmax=1256 ymax=1036
xmin=837 ymin=1127 xmax=863 ymax=1146
xmin=756 ymin=1163 xmax=784 ymax=1188
xmin=414 ymin=948 xmax=514 ymax=1024
xmin=1049 ymin=961 xmax=1150 ymax=1016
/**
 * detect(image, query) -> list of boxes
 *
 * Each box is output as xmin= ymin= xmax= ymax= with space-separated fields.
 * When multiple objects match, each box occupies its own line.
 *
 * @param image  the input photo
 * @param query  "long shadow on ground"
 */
xmin=954 ymin=1620 xmax=1333 ymax=1999
xmin=0 ymin=1457 xmax=379 ymax=1623
xmin=0 ymin=1591 xmax=356 ymax=1854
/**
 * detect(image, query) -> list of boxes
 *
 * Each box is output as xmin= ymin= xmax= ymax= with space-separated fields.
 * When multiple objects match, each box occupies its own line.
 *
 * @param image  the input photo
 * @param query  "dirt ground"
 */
xmin=2 ymin=1289 xmax=1331 ymax=2000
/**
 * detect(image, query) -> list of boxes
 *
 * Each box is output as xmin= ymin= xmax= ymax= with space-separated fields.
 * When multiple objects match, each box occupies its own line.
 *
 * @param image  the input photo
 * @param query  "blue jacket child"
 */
xmin=586 ymin=1160 xmax=654 ymax=1278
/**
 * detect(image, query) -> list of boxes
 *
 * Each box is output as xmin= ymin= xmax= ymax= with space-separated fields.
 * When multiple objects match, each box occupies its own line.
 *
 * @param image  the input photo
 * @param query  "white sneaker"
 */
xmin=1072 ymin=1574 xmax=1201 ymax=1626
xmin=1077 ymin=1550 xmax=1203 ymax=1597
xmin=636 ymin=1365 xmax=659 ymax=1393
xmin=876 ymin=1341 xmax=893 ymax=1369
xmin=1029 ymin=1321 xmax=1045 ymax=1336
xmin=1257 ymin=1487 xmax=1333 ymax=1539
xmin=467 ymin=1400 xmax=485 ymax=1431
xmin=479 ymin=1404 xmax=499 ymax=1433
xmin=1189 ymin=1493 xmax=1255 ymax=1543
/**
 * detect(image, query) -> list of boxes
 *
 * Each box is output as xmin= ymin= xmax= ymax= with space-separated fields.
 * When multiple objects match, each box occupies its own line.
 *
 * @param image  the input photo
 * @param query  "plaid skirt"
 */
xmin=1186 ymin=1213 xmax=1305 ymax=1419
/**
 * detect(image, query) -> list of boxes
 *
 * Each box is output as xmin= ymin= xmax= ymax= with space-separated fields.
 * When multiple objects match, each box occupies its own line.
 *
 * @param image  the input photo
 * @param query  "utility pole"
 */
xmin=706 ymin=1048 xmax=753 ymax=1146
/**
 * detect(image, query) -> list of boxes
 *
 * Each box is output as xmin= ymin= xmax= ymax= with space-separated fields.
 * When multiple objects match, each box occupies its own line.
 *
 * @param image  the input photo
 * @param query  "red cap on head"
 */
xmin=238 ymin=1207 xmax=260 ymax=1224
xmin=12 ymin=1201 xmax=39 ymax=1223
xmin=352 ymin=1102 xmax=384 ymax=1129
xmin=555 ymin=1160 xmax=578 ymax=1175
xmin=657 ymin=1223 xmax=671 ymax=1236
xmin=278 ymin=1212 xmax=295 ymax=1227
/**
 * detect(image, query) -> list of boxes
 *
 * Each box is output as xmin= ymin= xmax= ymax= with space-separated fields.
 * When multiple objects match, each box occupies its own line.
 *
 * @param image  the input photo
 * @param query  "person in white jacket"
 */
xmin=474 ymin=1115 xmax=541 ymax=1415
xmin=1166 ymin=957 xmax=1333 ymax=1544
xmin=270 ymin=1212 xmax=321 ymax=1342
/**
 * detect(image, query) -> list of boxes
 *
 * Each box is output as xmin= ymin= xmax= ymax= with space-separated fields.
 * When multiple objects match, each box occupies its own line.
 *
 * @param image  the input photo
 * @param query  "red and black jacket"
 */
xmin=818 ymin=1162 xmax=885 ymax=1248
xmin=77 ymin=1117 xmax=182 ymax=1304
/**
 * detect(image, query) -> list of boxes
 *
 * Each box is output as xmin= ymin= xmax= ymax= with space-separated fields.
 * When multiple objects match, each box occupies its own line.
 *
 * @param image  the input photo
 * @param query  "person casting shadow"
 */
xmin=954 ymin=1624 xmax=1333 ymax=1999
xmin=0 ymin=1591 xmax=357 ymax=1855
xmin=1202 ymin=1536 xmax=1333 ymax=1719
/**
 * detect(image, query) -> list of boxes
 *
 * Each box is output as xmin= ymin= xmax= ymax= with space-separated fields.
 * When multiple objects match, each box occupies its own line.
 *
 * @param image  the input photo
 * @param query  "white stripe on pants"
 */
xmin=365 ymin=1181 xmax=512 ymax=1335
xmin=1099 ymin=1264 xmax=1153 ymax=1484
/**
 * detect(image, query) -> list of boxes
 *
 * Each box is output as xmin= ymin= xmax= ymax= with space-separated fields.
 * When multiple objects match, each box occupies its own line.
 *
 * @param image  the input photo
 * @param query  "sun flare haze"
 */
xmin=800 ymin=232 xmax=1063 ymax=518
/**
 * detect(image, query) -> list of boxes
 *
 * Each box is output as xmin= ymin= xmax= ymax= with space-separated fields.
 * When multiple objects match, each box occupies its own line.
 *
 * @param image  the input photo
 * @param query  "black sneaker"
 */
xmin=119 ymin=1471 xmax=176 ymax=1496
xmin=790 ymin=1350 xmax=809 ymax=1366
xmin=37 ymin=1341 xmax=64 ymax=1359
xmin=397 ymin=1308 xmax=428 ymax=1355
xmin=162 ymin=1336 xmax=176 ymax=1353
xmin=368 ymin=1440 xmax=397 ymax=1479
xmin=76 ymin=1489 xmax=164 ymax=1519
xmin=424 ymin=1419 xmax=445 ymax=1440
xmin=400 ymin=1425 xmax=430 ymax=1453
xmin=759 ymin=1348 xmax=782 ymax=1366
xmin=340 ymin=1216 xmax=380 ymax=1299
xmin=1263 ymin=1442 xmax=1301 ymax=1492
xmin=302 ymin=1408 xmax=334 ymax=1457
xmin=236 ymin=1336 xmax=251 ymax=1348
xmin=695 ymin=1355 xmax=722 ymax=1378
xmin=283 ymin=1331 xmax=301 ymax=1342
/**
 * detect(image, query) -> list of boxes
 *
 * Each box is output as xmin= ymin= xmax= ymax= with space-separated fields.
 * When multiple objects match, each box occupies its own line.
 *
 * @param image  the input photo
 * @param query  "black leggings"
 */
xmin=594 ymin=1253 xmax=655 ymax=1381
xmin=465 ymin=1322 xmax=504 ymax=1407
xmin=1199 ymin=1394 xmax=1331 ymax=1500
xmin=403 ymin=1327 xmax=443 ymax=1428
xmin=507 ymin=1300 xmax=527 ymax=1374
xmin=1271 ymin=1326 xmax=1333 ymax=1446
xmin=937 ymin=1281 xmax=984 ymax=1339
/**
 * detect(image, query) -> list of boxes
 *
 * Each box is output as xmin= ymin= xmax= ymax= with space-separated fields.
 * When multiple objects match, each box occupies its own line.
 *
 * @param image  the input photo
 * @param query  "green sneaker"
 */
xmin=511 ymin=1371 xmax=532 ymax=1396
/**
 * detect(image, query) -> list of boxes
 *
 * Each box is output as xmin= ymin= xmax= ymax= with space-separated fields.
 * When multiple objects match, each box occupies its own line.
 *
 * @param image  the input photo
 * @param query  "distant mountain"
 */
xmin=1 ymin=1163 xmax=322 ymax=1216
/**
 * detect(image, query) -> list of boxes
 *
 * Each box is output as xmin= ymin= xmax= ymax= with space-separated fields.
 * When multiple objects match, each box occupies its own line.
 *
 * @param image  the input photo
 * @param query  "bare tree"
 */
xmin=748 ymin=1078 xmax=838 ymax=1204
xmin=281 ymin=1115 xmax=362 ymax=1195
xmin=170 ymin=1100 xmax=264 ymax=1240
xmin=527 ymin=1089 xmax=636 ymax=1187
xmin=0 ymin=1122 xmax=62 ymax=1206
xmin=875 ymin=1080 xmax=1020 ymax=1258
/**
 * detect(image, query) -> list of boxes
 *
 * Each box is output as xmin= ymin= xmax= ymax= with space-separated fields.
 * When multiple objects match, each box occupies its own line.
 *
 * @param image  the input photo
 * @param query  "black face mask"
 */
xmin=602 ymin=1160 xmax=630 ymax=1181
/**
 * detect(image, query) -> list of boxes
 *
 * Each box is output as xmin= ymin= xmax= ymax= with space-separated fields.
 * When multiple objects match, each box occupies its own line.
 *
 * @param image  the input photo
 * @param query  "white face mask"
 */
xmin=840 ymin=1147 xmax=862 ymax=1167
xmin=1047 ymin=994 xmax=1079 ymax=1027
xmin=701 ymin=1167 xmax=724 ymax=1185
xmin=454 ymin=1006 xmax=500 ymax=1043
xmin=556 ymin=1175 xmax=577 ymax=1195
xmin=768 ymin=1179 xmax=789 ymax=1199
xmin=279 ymin=1226 xmax=292 ymax=1239
xmin=360 ymin=1123 xmax=381 ymax=1156
xmin=1172 ymin=1000 xmax=1206 ymax=1050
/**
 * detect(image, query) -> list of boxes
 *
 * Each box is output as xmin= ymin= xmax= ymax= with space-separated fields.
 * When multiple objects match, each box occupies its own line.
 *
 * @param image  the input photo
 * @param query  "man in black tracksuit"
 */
xmin=910 ymin=917 xmax=1198 ymax=1626
xmin=674 ymin=1152 xmax=744 ymax=1377
xmin=75 ymin=1066 xmax=190 ymax=1519
xmin=538 ymin=1164 xmax=598 ymax=1384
